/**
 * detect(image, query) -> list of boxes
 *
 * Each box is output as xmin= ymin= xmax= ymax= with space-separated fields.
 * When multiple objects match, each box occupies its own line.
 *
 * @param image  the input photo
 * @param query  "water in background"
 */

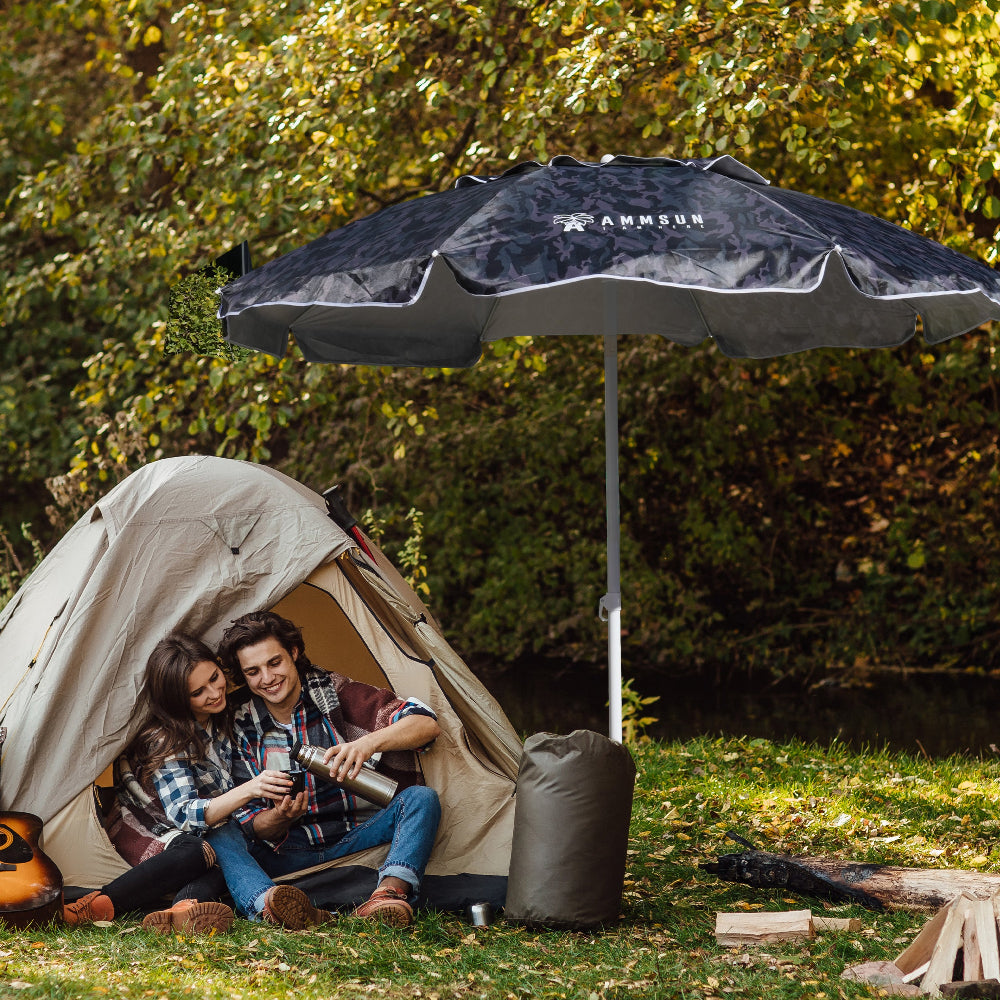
xmin=485 ymin=663 xmax=1000 ymax=759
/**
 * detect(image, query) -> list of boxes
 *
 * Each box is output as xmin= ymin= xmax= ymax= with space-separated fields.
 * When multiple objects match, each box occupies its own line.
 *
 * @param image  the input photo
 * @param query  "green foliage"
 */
xmin=165 ymin=265 xmax=252 ymax=362
xmin=0 ymin=523 xmax=43 ymax=613
xmin=363 ymin=506 xmax=431 ymax=597
xmin=2 ymin=0 xmax=1000 ymax=686
xmin=620 ymin=677 xmax=661 ymax=745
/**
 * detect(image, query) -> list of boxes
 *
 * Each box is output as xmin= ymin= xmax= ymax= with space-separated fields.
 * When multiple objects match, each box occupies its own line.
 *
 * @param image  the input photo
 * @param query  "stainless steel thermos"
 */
xmin=290 ymin=740 xmax=398 ymax=808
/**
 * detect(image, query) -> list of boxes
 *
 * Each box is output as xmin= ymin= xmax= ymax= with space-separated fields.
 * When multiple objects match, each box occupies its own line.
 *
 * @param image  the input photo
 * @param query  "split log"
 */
xmin=701 ymin=848 xmax=1000 ymax=912
xmin=964 ymin=903 xmax=983 ymax=982
xmin=715 ymin=909 xmax=814 ymax=946
xmin=813 ymin=916 xmax=862 ymax=932
xmin=921 ymin=896 xmax=971 ymax=996
xmin=974 ymin=898 xmax=1000 ymax=981
xmin=940 ymin=982 xmax=1000 ymax=999
xmin=897 ymin=906 xmax=953 ymax=974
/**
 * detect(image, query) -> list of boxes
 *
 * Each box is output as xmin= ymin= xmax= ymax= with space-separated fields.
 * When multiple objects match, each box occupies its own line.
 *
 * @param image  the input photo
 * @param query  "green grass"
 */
xmin=4 ymin=736 xmax=1000 ymax=999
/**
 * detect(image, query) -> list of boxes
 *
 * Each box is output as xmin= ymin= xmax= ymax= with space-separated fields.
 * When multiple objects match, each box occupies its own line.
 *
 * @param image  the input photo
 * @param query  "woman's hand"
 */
xmin=245 ymin=768 xmax=295 ymax=803
xmin=204 ymin=768 xmax=303 ymax=827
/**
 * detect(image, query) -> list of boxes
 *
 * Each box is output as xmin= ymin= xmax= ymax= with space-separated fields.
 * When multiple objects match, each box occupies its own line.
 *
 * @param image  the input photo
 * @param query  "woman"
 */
xmin=63 ymin=640 xmax=235 ymax=931
xmin=66 ymin=633 xmax=331 ymax=930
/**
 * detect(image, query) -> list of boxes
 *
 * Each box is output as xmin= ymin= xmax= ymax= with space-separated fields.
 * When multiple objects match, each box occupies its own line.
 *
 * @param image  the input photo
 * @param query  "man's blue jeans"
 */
xmin=207 ymin=785 xmax=440 ymax=918
xmin=206 ymin=820 xmax=275 ymax=918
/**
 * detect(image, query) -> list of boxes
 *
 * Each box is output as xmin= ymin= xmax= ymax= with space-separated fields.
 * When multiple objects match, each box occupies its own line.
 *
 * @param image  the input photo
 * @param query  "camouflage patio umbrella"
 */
xmin=218 ymin=154 xmax=1000 ymax=742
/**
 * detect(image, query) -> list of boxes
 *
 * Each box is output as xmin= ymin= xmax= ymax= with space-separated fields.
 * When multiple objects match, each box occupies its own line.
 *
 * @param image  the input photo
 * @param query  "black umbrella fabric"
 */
xmin=220 ymin=154 xmax=1000 ymax=362
xmin=219 ymin=154 xmax=1000 ymax=740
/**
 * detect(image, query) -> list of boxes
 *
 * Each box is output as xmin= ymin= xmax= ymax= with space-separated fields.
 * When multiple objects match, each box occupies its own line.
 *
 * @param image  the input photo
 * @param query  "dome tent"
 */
xmin=0 ymin=456 xmax=519 ymax=910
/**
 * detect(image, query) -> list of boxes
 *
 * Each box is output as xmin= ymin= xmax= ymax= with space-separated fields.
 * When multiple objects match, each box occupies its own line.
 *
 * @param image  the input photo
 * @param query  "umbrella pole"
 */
xmin=602 ymin=329 xmax=623 ymax=744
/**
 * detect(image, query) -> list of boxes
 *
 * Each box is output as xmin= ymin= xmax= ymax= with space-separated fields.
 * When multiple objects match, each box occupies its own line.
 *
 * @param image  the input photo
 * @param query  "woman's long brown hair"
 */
xmin=129 ymin=633 xmax=234 ymax=784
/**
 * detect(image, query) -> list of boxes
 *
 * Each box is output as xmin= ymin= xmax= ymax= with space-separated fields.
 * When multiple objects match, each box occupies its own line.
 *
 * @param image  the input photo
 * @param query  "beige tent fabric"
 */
xmin=270 ymin=556 xmax=519 ymax=878
xmin=342 ymin=555 xmax=522 ymax=781
xmin=1 ymin=456 xmax=520 ymax=891
xmin=43 ymin=788 xmax=131 ymax=888
xmin=0 ymin=456 xmax=349 ymax=824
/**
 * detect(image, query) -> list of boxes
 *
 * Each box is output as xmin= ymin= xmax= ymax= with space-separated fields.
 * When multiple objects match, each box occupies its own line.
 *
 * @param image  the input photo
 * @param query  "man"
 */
xmin=218 ymin=610 xmax=442 ymax=927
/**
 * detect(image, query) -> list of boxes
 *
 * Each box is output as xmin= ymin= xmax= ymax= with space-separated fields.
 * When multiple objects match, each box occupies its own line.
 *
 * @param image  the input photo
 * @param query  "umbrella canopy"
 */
xmin=220 ymin=154 xmax=1000 ymax=741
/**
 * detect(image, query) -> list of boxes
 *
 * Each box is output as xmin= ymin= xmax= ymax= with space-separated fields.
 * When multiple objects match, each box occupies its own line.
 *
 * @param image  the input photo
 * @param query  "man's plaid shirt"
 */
xmin=151 ymin=721 xmax=235 ymax=834
xmin=232 ymin=665 xmax=435 ymax=851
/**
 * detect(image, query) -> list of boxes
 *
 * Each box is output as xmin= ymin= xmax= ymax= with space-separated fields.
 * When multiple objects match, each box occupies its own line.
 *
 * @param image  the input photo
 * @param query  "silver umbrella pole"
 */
xmin=601 ymin=310 xmax=624 ymax=743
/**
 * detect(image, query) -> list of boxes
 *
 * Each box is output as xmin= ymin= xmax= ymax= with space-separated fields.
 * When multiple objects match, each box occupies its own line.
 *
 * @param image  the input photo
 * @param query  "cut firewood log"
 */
xmin=892 ymin=893 xmax=1000 ymax=997
xmin=976 ymin=898 xmax=1000 ymax=981
xmin=702 ymin=847 xmax=1000 ymax=911
xmin=715 ymin=909 xmax=814 ymax=946
xmin=897 ymin=904 xmax=954 ymax=975
xmin=964 ymin=903 xmax=983 ymax=982
xmin=922 ymin=896 xmax=972 ymax=997
xmin=902 ymin=962 xmax=931 ymax=984
xmin=940 ymin=981 xmax=1000 ymax=999
xmin=813 ymin=916 xmax=862 ymax=932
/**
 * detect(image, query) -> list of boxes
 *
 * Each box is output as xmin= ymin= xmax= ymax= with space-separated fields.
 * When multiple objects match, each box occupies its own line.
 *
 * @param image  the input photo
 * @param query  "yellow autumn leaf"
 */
xmin=143 ymin=24 xmax=162 ymax=46
xmin=51 ymin=200 xmax=72 ymax=225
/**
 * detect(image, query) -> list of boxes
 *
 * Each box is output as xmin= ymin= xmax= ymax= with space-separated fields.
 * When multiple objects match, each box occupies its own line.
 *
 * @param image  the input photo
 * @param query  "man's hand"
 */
xmin=252 ymin=790 xmax=309 ymax=841
xmin=323 ymin=735 xmax=380 ymax=782
xmin=322 ymin=714 xmax=441 ymax=781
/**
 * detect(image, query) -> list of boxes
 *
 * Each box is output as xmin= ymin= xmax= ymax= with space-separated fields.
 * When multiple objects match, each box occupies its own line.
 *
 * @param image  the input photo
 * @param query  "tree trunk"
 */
xmin=701 ymin=849 xmax=1000 ymax=912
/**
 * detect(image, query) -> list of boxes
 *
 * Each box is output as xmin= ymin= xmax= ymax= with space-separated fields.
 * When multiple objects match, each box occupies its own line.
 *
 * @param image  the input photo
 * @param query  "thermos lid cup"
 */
xmin=466 ymin=902 xmax=495 ymax=926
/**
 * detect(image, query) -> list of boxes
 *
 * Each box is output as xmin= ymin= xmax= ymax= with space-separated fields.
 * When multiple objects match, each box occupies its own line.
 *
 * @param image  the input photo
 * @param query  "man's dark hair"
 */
xmin=217 ymin=610 xmax=311 ymax=676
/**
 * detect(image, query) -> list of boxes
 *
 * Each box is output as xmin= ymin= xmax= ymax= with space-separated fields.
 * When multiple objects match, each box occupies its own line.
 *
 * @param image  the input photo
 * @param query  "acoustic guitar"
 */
xmin=0 ymin=811 xmax=63 ymax=928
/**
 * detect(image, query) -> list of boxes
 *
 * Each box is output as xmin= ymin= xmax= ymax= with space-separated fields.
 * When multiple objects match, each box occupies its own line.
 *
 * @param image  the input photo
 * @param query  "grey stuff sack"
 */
xmin=504 ymin=729 xmax=637 ymax=929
